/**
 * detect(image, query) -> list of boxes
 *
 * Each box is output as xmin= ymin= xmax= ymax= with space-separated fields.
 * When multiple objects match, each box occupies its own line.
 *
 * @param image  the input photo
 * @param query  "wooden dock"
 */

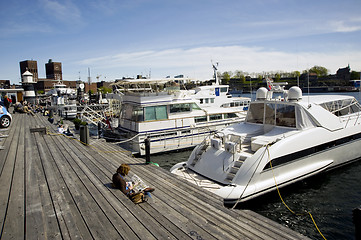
xmin=0 ymin=111 xmax=309 ymax=239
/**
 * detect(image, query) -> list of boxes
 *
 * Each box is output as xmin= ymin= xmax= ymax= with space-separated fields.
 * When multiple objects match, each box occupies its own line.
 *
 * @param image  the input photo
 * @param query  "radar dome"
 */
xmin=288 ymin=86 xmax=302 ymax=101
xmin=256 ymin=87 xmax=268 ymax=100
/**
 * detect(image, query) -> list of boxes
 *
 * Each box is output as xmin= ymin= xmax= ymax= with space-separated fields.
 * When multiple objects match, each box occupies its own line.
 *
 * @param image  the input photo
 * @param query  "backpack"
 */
xmin=130 ymin=192 xmax=146 ymax=204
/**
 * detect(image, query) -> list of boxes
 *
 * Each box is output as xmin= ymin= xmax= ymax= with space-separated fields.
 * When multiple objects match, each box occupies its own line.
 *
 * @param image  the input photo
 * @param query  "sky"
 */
xmin=1 ymin=0 xmax=361 ymax=84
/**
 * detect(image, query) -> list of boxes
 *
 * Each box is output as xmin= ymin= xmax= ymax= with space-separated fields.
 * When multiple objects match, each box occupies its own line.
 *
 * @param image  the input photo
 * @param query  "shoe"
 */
xmin=143 ymin=187 xmax=155 ymax=192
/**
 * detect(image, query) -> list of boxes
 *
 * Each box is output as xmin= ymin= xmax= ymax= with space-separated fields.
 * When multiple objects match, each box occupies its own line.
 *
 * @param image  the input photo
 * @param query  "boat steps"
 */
xmin=226 ymin=151 xmax=253 ymax=181
xmin=225 ymin=172 xmax=235 ymax=182
xmin=239 ymin=151 xmax=253 ymax=161
xmin=190 ymin=143 xmax=209 ymax=166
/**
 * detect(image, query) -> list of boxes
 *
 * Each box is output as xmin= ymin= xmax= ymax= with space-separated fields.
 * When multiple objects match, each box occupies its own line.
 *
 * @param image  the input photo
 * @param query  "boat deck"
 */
xmin=0 ymin=110 xmax=309 ymax=239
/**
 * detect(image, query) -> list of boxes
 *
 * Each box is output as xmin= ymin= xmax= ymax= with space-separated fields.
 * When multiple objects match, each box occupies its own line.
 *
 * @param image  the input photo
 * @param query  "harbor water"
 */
xmin=145 ymin=91 xmax=361 ymax=240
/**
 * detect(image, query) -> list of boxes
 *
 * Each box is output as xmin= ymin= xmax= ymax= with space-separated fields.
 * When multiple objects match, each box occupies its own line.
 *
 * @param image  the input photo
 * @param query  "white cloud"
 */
xmin=330 ymin=18 xmax=361 ymax=33
xmin=76 ymin=45 xmax=361 ymax=80
xmin=40 ymin=0 xmax=82 ymax=24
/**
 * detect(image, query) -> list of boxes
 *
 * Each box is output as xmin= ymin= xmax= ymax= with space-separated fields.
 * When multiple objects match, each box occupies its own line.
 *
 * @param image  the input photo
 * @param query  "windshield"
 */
xmin=246 ymin=102 xmax=296 ymax=128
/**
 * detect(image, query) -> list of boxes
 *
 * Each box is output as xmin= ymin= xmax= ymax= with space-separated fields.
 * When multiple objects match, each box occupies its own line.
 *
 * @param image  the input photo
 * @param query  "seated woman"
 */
xmin=112 ymin=163 xmax=154 ymax=203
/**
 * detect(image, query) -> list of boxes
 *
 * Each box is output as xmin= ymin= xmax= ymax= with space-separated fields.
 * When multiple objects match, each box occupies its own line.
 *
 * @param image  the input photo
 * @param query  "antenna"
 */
xmin=88 ymin=68 xmax=91 ymax=86
xmin=211 ymin=61 xmax=219 ymax=85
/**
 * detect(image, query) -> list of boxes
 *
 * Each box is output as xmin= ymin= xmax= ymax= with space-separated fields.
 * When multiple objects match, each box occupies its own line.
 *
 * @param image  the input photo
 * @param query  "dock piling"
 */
xmin=145 ymin=137 xmax=150 ymax=164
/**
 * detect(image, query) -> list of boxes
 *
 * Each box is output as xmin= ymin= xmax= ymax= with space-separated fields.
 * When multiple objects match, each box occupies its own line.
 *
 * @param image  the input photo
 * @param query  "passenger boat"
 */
xmin=171 ymin=86 xmax=361 ymax=205
xmin=46 ymin=81 xmax=77 ymax=119
xmin=112 ymin=78 xmax=249 ymax=155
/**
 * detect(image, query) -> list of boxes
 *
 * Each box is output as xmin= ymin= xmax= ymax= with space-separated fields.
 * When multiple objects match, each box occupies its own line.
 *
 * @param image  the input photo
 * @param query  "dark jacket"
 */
xmin=112 ymin=173 xmax=132 ymax=196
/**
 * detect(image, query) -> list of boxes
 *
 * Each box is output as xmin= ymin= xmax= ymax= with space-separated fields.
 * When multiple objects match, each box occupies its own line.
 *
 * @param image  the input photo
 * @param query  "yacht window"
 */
xmin=144 ymin=106 xmax=167 ymax=121
xmin=195 ymin=116 xmax=207 ymax=123
xmin=210 ymin=98 xmax=215 ymax=103
xmin=264 ymin=103 xmax=276 ymax=125
xmin=246 ymin=103 xmax=264 ymax=124
xmin=220 ymin=87 xmax=228 ymax=93
xmin=276 ymin=105 xmax=296 ymax=127
xmin=170 ymin=103 xmax=191 ymax=113
xmin=205 ymin=99 xmax=209 ymax=104
xmin=132 ymin=106 xmax=144 ymax=121
xmin=210 ymin=114 xmax=222 ymax=121
xmin=191 ymin=103 xmax=201 ymax=110
xmin=200 ymin=99 xmax=203 ymax=104
xmin=224 ymin=113 xmax=238 ymax=119
xmin=320 ymin=98 xmax=361 ymax=116
xmin=122 ymin=104 xmax=133 ymax=120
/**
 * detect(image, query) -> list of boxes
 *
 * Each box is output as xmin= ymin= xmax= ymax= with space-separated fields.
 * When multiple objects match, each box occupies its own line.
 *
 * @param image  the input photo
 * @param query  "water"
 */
xmin=143 ymin=91 xmax=361 ymax=240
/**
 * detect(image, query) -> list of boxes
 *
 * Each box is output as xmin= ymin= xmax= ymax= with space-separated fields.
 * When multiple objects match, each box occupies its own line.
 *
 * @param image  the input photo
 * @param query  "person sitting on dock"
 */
xmin=58 ymin=124 xmax=65 ymax=134
xmin=58 ymin=124 xmax=74 ymax=137
xmin=112 ymin=163 xmax=154 ymax=203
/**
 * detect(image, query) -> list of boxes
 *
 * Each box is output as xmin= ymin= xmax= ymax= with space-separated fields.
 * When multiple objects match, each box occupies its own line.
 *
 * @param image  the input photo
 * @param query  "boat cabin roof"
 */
xmin=249 ymin=90 xmax=361 ymax=131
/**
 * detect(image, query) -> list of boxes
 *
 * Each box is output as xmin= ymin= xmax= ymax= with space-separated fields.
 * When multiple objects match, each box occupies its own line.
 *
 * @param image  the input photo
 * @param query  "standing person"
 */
xmin=3 ymin=96 xmax=10 ymax=111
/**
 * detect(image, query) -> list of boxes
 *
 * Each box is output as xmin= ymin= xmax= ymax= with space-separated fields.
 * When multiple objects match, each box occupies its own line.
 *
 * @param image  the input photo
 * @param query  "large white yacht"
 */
xmin=113 ymin=78 xmax=249 ymax=155
xmin=46 ymin=81 xmax=77 ymax=119
xmin=171 ymin=86 xmax=361 ymax=205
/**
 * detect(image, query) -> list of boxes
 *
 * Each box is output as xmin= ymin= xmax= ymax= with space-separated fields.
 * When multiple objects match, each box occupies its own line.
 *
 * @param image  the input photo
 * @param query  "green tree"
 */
xmin=274 ymin=73 xmax=281 ymax=81
xmin=292 ymin=71 xmax=301 ymax=78
xmin=309 ymin=66 xmax=329 ymax=77
xmin=350 ymin=71 xmax=361 ymax=80
xmin=221 ymin=71 xmax=231 ymax=84
xmin=98 ymin=86 xmax=112 ymax=94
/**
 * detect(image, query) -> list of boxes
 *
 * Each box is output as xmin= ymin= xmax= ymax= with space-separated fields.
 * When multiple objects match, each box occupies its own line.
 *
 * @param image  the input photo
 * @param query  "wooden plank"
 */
xmin=24 ymin=114 xmax=63 ymax=239
xmin=0 ymin=114 xmax=22 ymax=237
xmin=1 ymin=115 xmax=25 ymax=239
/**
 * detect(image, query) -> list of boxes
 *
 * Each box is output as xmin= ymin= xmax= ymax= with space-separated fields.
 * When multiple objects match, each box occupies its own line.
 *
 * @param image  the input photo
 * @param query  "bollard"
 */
xmin=98 ymin=122 xmax=102 ymax=139
xmin=145 ymin=137 xmax=150 ymax=164
xmin=354 ymin=207 xmax=361 ymax=240
xmin=80 ymin=125 xmax=89 ymax=145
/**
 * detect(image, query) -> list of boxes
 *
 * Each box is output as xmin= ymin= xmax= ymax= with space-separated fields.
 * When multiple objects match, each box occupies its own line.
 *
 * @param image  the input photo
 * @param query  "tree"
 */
xmin=350 ymin=71 xmax=361 ymax=80
xmin=309 ymin=66 xmax=329 ymax=77
xmin=221 ymin=71 xmax=231 ymax=84
xmin=98 ymin=86 xmax=112 ymax=94
xmin=274 ymin=73 xmax=281 ymax=81
xmin=292 ymin=71 xmax=301 ymax=78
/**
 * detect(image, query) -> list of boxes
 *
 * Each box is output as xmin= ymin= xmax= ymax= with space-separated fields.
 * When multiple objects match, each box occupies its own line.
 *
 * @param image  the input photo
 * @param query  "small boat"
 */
xmin=111 ymin=78 xmax=249 ymax=155
xmin=171 ymin=86 xmax=361 ymax=205
xmin=46 ymin=81 xmax=77 ymax=119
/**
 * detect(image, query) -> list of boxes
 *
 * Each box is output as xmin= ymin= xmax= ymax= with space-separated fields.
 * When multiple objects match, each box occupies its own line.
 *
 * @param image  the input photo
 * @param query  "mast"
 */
xmin=212 ymin=62 xmax=219 ymax=85
xmin=88 ymin=67 xmax=91 ymax=87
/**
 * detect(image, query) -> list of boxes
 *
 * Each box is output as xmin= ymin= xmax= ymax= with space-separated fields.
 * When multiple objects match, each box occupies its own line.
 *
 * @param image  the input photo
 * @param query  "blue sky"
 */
xmin=1 ymin=0 xmax=361 ymax=84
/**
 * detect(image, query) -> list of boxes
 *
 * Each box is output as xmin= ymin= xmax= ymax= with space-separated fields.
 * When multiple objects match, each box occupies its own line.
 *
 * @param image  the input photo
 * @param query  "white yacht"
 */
xmin=113 ymin=78 xmax=249 ymax=155
xmin=171 ymin=86 xmax=361 ymax=205
xmin=46 ymin=81 xmax=77 ymax=119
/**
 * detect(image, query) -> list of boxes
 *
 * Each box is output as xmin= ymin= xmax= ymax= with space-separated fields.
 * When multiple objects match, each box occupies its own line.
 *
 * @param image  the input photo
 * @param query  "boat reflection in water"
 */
xmin=171 ymin=86 xmax=361 ymax=206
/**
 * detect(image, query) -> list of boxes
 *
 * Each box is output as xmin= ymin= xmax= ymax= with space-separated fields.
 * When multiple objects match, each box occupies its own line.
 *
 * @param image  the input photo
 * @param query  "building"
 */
xmin=336 ymin=65 xmax=351 ymax=84
xmin=19 ymin=60 xmax=39 ymax=82
xmin=45 ymin=59 xmax=62 ymax=80
xmin=0 ymin=80 xmax=11 ymax=89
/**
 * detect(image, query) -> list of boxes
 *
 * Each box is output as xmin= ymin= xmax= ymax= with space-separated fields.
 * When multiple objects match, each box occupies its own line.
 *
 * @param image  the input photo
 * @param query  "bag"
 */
xmin=130 ymin=192 xmax=146 ymax=204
